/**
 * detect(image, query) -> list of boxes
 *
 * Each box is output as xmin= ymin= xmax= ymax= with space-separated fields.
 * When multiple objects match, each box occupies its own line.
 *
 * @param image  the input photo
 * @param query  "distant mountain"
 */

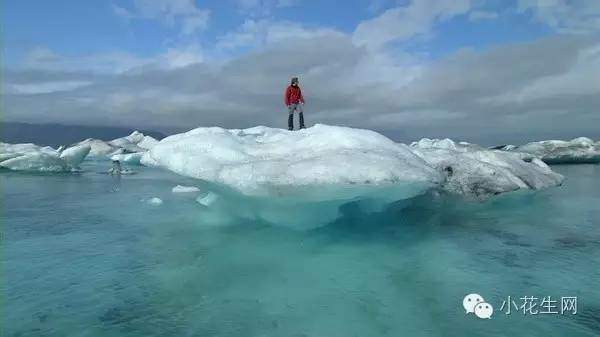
xmin=1 ymin=122 xmax=167 ymax=147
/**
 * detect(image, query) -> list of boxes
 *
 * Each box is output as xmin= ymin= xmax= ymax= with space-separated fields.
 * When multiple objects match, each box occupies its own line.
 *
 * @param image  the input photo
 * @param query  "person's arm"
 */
xmin=284 ymin=87 xmax=291 ymax=106
xmin=299 ymin=88 xmax=305 ymax=104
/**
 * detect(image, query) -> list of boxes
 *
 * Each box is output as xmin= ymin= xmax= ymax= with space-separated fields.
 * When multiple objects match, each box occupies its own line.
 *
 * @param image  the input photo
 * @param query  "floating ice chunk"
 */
xmin=141 ymin=124 xmax=444 ymax=228
xmin=0 ymin=142 xmax=91 ymax=172
xmin=510 ymin=137 xmax=600 ymax=164
xmin=110 ymin=152 xmax=144 ymax=165
xmin=0 ymin=143 xmax=55 ymax=155
xmin=125 ymin=131 xmax=145 ymax=144
xmin=110 ymin=131 xmax=157 ymax=153
xmin=411 ymin=138 xmax=460 ymax=151
xmin=196 ymin=192 xmax=219 ymax=206
xmin=411 ymin=138 xmax=564 ymax=199
xmin=137 ymin=135 xmax=159 ymax=150
xmin=147 ymin=197 xmax=163 ymax=206
xmin=0 ymin=153 xmax=21 ymax=162
xmin=490 ymin=144 xmax=517 ymax=151
xmin=142 ymin=124 xmax=441 ymax=200
xmin=172 ymin=185 xmax=201 ymax=193
xmin=108 ymin=137 xmax=145 ymax=154
xmin=411 ymin=138 xmax=485 ymax=153
xmin=72 ymin=131 xmax=158 ymax=162
xmin=75 ymin=138 xmax=117 ymax=157
xmin=123 ymin=131 xmax=158 ymax=149
xmin=0 ymin=151 xmax=67 ymax=172
xmin=59 ymin=144 xmax=91 ymax=168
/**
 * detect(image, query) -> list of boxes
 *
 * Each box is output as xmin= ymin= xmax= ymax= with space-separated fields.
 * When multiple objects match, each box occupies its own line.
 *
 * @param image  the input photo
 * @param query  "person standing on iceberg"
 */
xmin=285 ymin=77 xmax=306 ymax=130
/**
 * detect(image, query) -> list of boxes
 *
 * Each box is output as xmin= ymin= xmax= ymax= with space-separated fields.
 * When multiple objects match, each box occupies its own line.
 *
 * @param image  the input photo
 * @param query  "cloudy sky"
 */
xmin=3 ymin=0 xmax=600 ymax=144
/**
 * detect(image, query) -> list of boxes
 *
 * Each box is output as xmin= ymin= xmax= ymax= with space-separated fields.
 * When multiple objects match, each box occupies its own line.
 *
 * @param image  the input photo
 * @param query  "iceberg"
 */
xmin=142 ymin=124 xmax=441 ymax=198
xmin=76 ymin=138 xmax=117 ymax=157
xmin=142 ymin=124 xmax=441 ymax=227
xmin=141 ymin=125 xmax=565 ymax=227
xmin=411 ymin=138 xmax=564 ymax=199
xmin=108 ymin=138 xmax=145 ymax=154
xmin=73 ymin=131 xmax=159 ymax=163
xmin=172 ymin=185 xmax=201 ymax=193
xmin=110 ymin=152 xmax=144 ymax=165
xmin=111 ymin=131 xmax=159 ymax=153
xmin=509 ymin=137 xmax=600 ymax=164
xmin=0 ymin=143 xmax=91 ymax=172
xmin=136 ymin=135 xmax=159 ymax=150
xmin=59 ymin=144 xmax=92 ymax=168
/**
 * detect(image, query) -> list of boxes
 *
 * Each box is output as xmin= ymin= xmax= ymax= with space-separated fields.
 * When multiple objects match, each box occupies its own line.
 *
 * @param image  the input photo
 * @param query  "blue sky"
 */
xmin=4 ymin=0 xmax=553 ymax=64
xmin=2 ymin=0 xmax=600 ymax=143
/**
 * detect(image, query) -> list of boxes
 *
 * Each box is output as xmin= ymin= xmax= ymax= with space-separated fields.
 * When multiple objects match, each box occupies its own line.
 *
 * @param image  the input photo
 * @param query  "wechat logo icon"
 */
xmin=463 ymin=293 xmax=493 ymax=319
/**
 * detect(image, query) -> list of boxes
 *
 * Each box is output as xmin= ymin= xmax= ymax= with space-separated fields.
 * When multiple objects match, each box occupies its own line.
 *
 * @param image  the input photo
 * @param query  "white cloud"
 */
xmin=23 ymin=47 xmax=153 ymax=73
xmin=518 ymin=0 xmax=600 ymax=34
xmin=236 ymin=0 xmax=297 ymax=16
xmin=112 ymin=0 xmax=210 ymax=35
xmin=20 ymin=45 xmax=204 ymax=74
xmin=353 ymin=0 xmax=472 ymax=49
xmin=215 ymin=19 xmax=342 ymax=52
xmin=5 ymin=81 xmax=93 ymax=95
xmin=160 ymin=45 xmax=204 ymax=68
xmin=5 ymin=13 xmax=600 ymax=144
xmin=469 ymin=10 xmax=499 ymax=21
xmin=111 ymin=4 xmax=133 ymax=19
xmin=481 ymin=42 xmax=600 ymax=103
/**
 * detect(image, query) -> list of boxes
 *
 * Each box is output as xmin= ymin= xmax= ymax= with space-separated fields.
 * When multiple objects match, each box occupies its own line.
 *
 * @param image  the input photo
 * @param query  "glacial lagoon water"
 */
xmin=2 ymin=162 xmax=599 ymax=337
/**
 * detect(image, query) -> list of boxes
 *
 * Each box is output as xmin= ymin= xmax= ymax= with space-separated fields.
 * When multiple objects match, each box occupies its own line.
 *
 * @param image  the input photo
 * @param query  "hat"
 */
xmin=291 ymin=77 xmax=299 ymax=84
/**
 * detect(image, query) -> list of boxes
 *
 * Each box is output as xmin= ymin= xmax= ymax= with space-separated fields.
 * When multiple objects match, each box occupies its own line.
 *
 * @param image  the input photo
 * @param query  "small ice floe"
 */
xmin=147 ymin=197 xmax=163 ymax=206
xmin=196 ymin=192 xmax=218 ymax=207
xmin=110 ymin=152 xmax=145 ymax=165
xmin=172 ymin=185 xmax=201 ymax=193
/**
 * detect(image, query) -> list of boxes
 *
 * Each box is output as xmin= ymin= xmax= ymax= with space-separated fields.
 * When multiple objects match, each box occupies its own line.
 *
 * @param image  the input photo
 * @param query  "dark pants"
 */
xmin=288 ymin=103 xmax=305 ymax=130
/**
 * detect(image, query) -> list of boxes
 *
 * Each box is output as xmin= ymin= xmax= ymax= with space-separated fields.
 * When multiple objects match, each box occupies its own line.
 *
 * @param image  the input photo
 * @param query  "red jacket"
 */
xmin=285 ymin=85 xmax=304 ymax=106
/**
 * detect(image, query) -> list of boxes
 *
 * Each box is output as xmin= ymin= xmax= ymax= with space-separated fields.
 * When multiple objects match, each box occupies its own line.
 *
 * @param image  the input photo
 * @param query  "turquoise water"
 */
xmin=2 ymin=162 xmax=600 ymax=337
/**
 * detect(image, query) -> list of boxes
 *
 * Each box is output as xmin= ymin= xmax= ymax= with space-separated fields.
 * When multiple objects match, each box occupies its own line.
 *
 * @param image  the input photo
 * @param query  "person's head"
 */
xmin=291 ymin=77 xmax=299 ymax=86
